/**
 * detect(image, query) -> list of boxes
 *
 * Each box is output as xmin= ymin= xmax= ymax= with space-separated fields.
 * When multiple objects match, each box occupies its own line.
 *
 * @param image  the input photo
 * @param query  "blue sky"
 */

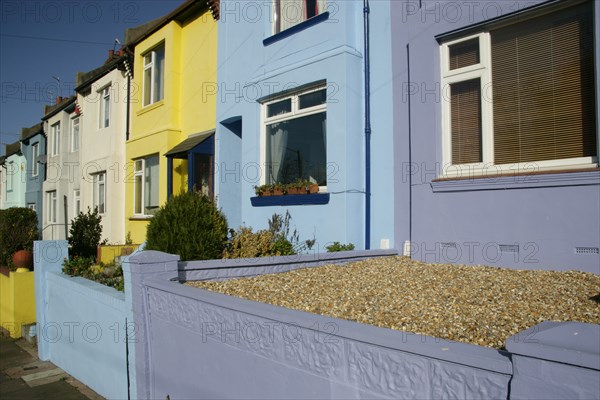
xmin=0 ymin=0 xmax=182 ymax=156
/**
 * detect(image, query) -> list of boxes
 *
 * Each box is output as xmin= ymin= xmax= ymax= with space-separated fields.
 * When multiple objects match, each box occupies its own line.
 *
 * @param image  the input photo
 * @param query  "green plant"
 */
xmin=145 ymin=190 xmax=228 ymax=261
xmin=68 ymin=208 xmax=103 ymax=260
xmin=0 ymin=207 xmax=39 ymax=269
xmin=223 ymin=227 xmax=277 ymax=258
xmin=325 ymin=242 xmax=355 ymax=252
xmin=125 ymin=231 xmax=133 ymax=245
xmin=268 ymin=211 xmax=314 ymax=254
xmin=62 ymin=257 xmax=124 ymax=291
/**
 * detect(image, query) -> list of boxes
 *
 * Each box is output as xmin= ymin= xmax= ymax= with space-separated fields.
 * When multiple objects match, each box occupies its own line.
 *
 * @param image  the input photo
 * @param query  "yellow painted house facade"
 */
xmin=125 ymin=1 xmax=218 ymax=243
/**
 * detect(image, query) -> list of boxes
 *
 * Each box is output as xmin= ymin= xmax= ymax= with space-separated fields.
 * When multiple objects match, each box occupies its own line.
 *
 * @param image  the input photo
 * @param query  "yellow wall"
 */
xmin=97 ymin=245 xmax=141 ymax=264
xmin=126 ymin=9 xmax=218 ymax=243
xmin=0 ymin=271 xmax=36 ymax=338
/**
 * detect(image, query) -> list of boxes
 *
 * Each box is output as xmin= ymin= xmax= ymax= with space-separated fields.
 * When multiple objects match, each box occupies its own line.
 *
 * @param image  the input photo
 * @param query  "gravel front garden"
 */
xmin=186 ymin=256 xmax=600 ymax=349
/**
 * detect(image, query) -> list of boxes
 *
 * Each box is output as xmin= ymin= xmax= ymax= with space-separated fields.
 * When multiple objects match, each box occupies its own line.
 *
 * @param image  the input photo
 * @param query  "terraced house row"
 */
xmin=1 ymin=0 xmax=599 ymax=274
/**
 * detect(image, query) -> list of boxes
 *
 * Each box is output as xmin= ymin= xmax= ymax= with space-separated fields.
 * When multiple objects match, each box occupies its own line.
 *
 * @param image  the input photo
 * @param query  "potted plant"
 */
xmin=0 ymin=208 xmax=38 ymax=272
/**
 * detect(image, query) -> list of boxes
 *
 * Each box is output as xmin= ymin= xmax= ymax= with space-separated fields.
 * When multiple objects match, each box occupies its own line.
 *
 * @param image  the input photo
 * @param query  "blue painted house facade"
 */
xmin=391 ymin=0 xmax=600 ymax=273
xmin=20 ymin=123 xmax=46 ymax=235
xmin=215 ymin=0 xmax=395 ymax=251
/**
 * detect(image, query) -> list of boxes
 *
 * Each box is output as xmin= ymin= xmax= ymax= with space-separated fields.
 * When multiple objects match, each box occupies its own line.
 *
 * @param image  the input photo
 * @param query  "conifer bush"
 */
xmin=68 ymin=207 xmax=103 ymax=259
xmin=145 ymin=191 xmax=228 ymax=261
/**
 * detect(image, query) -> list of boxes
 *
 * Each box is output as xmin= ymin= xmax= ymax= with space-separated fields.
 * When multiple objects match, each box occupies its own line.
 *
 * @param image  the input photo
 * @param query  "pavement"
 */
xmin=0 ymin=334 xmax=103 ymax=400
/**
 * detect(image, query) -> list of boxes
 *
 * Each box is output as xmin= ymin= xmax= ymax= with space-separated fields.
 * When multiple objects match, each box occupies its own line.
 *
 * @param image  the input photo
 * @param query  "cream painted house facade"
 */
xmin=75 ymin=52 xmax=129 ymax=244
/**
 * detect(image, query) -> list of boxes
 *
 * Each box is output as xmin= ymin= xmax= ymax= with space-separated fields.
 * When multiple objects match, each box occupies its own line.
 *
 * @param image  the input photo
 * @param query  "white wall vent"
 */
xmin=575 ymin=247 xmax=599 ymax=254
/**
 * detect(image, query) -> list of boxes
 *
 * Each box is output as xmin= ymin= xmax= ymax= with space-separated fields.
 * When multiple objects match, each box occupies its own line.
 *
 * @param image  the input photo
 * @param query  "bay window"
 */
xmin=93 ymin=172 xmax=106 ymax=214
xmin=71 ymin=115 xmax=80 ymax=151
xmin=440 ymin=1 xmax=597 ymax=176
xmin=50 ymin=122 xmax=60 ymax=156
xmin=134 ymin=155 xmax=159 ymax=216
xmin=262 ymin=85 xmax=327 ymax=187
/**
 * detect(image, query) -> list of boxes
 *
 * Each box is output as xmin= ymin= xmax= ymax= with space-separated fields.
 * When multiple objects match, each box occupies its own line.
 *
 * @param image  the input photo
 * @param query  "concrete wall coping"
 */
xmin=180 ymin=249 xmax=399 ymax=270
xmin=506 ymin=321 xmax=600 ymax=370
xmin=126 ymin=250 xmax=179 ymax=265
xmin=144 ymin=275 xmax=513 ymax=375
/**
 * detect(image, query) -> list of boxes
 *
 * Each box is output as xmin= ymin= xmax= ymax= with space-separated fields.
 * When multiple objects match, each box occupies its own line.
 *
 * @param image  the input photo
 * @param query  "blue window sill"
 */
xmin=263 ymin=12 xmax=329 ymax=46
xmin=251 ymin=193 xmax=330 ymax=207
xmin=430 ymin=170 xmax=600 ymax=192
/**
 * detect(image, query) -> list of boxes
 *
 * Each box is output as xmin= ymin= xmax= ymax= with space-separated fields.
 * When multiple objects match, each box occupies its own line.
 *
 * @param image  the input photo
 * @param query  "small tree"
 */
xmin=145 ymin=191 xmax=228 ymax=261
xmin=0 ymin=207 xmax=39 ymax=268
xmin=69 ymin=208 xmax=103 ymax=259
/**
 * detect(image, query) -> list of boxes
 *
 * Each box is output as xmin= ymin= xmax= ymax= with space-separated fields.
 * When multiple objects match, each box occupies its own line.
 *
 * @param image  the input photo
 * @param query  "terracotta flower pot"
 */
xmin=12 ymin=250 xmax=33 ymax=270
xmin=308 ymin=184 xmax=319 ymax=194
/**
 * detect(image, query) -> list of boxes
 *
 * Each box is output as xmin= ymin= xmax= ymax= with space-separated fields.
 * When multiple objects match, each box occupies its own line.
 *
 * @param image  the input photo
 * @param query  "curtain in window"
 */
xmin=269 ymin=126 xmax=288 ymax=183
xmin=317 ymin=0 xmax=327 ymax=14
xmin=280 ymin=0 xmax=304 ymax=31
xmin=155 ymin=47 xmax=165 ymax=103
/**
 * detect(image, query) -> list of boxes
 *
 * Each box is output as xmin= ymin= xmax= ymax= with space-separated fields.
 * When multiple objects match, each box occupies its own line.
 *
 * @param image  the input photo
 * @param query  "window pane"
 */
xmin=450 ymin=78 xmax=482 ymax=164
xmin=134 ymin=174 xmax=142 ymax=214
xmin=104 ymin=91 xmax=110 ymax=128
xmin=143 ymin=67 xmax=152 ymax=106
xmin=154 ymin=46 xmax=165 ymax=103
xmin=266 ymin=111 xmax=326 ymax=185
xmin=491 ymin=2 xmax=596 ymax=164
xmin=144 ymin=156 xmax=159 ymax=215
xmin=299 ymin=89 xmax=326 ymax=109
xmin=449 ymin=38 xmax=480 ymax=70
xmin=99 ymin=180 xmax=105 ymax=214
xmin=267 ymin=99 xmax=291 ymax=117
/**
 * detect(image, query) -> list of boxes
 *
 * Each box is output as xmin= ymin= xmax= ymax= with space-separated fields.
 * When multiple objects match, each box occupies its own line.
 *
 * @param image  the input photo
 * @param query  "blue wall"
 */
xmin=34 ymin=241 xmax=131 ymax=400
xmin=215 ymin=0 xmax=395 ymax=251
xmin=391 ymin=0 xmax=600 ymax=273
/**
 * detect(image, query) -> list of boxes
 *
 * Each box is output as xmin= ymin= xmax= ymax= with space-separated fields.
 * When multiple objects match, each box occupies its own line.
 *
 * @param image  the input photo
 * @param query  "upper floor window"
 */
xmin=31 ymin=143 xmax=39 ymax=176
xmin=99 ymin=86 xmax=110 ymax=128
xmin=262 ymin=85 xmax=327 ymax=187
xmin=50 ymin=122 xmax=60 ymax=156
xmin=143 ymin=44 xmax=165 ymax=107
xmin=93 ymin=172 xmax=106 ymax=214
xmin=6 ymin=161 xmax=14 ymax=191
xmin=71 ymin=115 xmax=80 ymax=151
xmin=440 ymin=2 xmax=596 ymax=177
xmin=274 ymin=0 xmax=327 ymax=34
xmin=133 ymin=155 xmax=159 ymax=216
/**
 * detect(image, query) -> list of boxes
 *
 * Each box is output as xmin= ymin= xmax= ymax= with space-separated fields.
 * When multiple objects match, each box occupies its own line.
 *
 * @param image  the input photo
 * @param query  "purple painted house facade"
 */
xmin=391 ymin=0 xmax=600 ymax=273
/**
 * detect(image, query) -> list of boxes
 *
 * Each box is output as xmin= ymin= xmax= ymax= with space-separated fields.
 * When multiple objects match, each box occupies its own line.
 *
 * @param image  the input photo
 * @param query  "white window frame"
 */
xmin=28 ymin=203 xmax=36 ymax=211
xmin=50 ymin=122 xmax=60 ymax=156
xmin=73 ymin=189 xmax=81 ymax=217
xmin=133 ymin=156 xmax=159 ymax=216
xmin=440 ymin=30 xmax=597 ymax=178
xmin=46 ymin=191 xmax=57 ymax=223
xmin=31 ymin=142 xmax=39 ymax=176
xmin=71 ymin=115 xmax=80 ymax=151
xmin=92 ymin=172 xmax=106 ymax=214
xmin=142 ymin=44 xmax=165 ymax=107
xmin=99 ymin=85 xmax=111 ymax=129
xmin=260 ymin=85 xmax=327 ymax=189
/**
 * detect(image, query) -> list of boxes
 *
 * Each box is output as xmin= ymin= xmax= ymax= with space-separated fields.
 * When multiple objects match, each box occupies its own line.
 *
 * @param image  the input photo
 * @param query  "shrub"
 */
xmin=0 ymin=207 xmax=39 ymax=269
xmin=223 ymin=227 xmax=276 ymax=258
xmin=325 ymin=242 xmax=355 ymax=252
xmin=69 ymin=208 xmax=103 ymax=260
xmin=62 ymin=257 xmax=124 ymax=291
xmin=145 ymin=191 xmax=228 ymax=261
xmin=268 ymin=211 xmax=314 ymax=254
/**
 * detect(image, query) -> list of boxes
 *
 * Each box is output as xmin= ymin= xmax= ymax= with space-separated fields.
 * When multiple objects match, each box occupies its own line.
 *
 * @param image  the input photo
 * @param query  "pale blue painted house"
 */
xmin=214 ymin=0 xmax=395 ymax=251
xmin=20 ymin=123 xmax=46 ymax=235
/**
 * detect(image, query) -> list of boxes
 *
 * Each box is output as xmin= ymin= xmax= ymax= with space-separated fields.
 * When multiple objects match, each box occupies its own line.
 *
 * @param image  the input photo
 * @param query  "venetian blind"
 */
xmin=451 ymin=79 xmax=483 ymax=164
xmin=491 ymin=2 xmax=596 ymax=165
xmin=449 ymin=38 xmax=480 ymax=70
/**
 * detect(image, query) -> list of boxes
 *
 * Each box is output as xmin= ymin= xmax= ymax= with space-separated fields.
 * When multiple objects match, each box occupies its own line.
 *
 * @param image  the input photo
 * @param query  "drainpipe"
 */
xmin=363 ymin=0 xmax=371 ymax=250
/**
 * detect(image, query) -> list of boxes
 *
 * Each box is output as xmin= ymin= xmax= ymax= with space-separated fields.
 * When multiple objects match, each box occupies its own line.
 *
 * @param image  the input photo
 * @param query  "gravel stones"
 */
xmin=185 ymin=256 xmax=600 ymax=349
